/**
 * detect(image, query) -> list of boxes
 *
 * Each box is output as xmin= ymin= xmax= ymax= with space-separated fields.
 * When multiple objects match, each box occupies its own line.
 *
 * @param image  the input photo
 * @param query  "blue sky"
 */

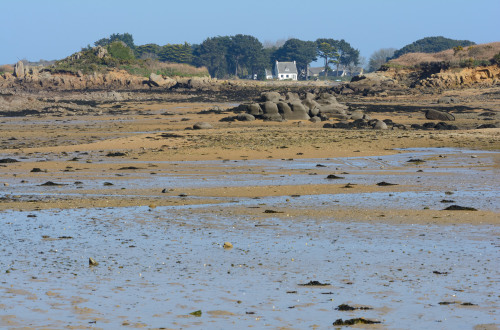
xmin=1 ymin=0 xmax=499 ymax=66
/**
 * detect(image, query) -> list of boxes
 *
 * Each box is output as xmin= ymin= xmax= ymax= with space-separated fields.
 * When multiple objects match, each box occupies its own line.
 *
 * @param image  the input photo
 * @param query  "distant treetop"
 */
xmin=392 ymin=36 xmax=475 ymax=59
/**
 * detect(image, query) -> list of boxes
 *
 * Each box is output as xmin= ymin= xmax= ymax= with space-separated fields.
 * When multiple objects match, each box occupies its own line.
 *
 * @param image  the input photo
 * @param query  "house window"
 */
xmin=280 ymin=75 xmax=284 ymax=78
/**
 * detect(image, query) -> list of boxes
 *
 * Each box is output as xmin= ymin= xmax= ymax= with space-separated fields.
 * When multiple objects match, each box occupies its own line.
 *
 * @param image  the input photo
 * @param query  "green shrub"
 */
xmin=107 ymin=41 xmax=135 ymax=61
xmin=460 ymin=58 xmax=491 ymax=68
xmin=493 ymin=52 xmax=500 ymax=65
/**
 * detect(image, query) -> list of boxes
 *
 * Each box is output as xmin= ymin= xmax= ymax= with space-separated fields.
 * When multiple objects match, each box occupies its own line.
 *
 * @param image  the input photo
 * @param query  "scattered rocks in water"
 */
xmin=89 ymin=257 xmax=99 ymax=266
xmin=118 ymin=166 xmax=141 ymax=170
xmin=223 ymin=242 xmax=233 ymax=249
xmin=343 ymin=183 xmax=355 ymax=188
xmin=326 ymin=174 xmax=344 ymax=179
xmin=433 ymin=270 xmax=449 ymax=275
xmin=40 ymin=181 xmax=67 ymax=186
xmin=440 ymin=199 xmax=455 ymax=203
xmin=407 ymin=159 xmax=426 ymax=163
xmin=161 ymin=188 xmax=168 ymax=193
xmin=159 ymin=132 xmax=184 ymax=138
xmin=443 ymin=205 xmax=478 ymax=211
xmin=336 ymin=304 xmax=373 ymax=311
xmin=264 ymin=209 xmax=283 ymax=213
xmin=438 ymin=301 xmax=477 ymax=306
xmin=333 ymin=318 xmax=381 ymax=326
xmin=189 ymin=310 xmax=202 ymax=317
xmin=299 ymin=280 xmax=330 ymax=286
xmin=103 ymin=182 xmax=114 ymax=186
xmin=106 ymin=152 xmax=127 ymax=157
xmin=376 ymin=181 xmax=398 ymax=186
xmin=178 ymin=193 xmax=188 ymax=197
xmin=0 ymin=158 xmax=19 ymax=163
xmin=30 ymin=168 xmax=45 ymax=173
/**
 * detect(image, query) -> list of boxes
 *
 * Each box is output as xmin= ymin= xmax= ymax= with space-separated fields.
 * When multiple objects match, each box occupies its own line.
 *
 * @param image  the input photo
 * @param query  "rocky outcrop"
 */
xmin=13 ymin=61 xmax=25 ymax=78
xmin=149 ymin=73 xmax=177 ymax=88
xmin=417 ymin=65 xmax=500 ymax=89
xmin=0 ymin=67 xmax=216 ymax=92
xmin=333 ymin=72 xmax=407 ymax=96
xmin=232 ymin=91 xmax=347 ymax=122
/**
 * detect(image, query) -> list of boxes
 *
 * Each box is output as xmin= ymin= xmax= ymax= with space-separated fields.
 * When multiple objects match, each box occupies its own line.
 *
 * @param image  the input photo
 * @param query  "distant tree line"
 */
xmin=367 ymin=36 xmax=476 ymax=72
xmin=90 ymin=33 xmax=361 ymax=79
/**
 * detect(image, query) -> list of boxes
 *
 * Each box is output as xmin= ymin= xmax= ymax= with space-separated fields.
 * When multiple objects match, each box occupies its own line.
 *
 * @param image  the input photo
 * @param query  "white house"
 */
xmin=275 ymin=61 xmax=298 ymax=80
xmin=265 ymin=69 xmax=274 ymax=80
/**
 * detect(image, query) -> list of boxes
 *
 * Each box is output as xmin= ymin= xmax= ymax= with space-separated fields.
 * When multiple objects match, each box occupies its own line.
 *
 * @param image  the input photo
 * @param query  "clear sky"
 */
xmin=1 ymin=0 xmax=499 ymax=66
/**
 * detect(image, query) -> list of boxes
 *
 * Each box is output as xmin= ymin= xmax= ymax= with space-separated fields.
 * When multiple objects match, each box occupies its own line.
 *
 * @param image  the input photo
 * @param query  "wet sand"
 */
xmin=1 ymin=96 xmax=499 ymax=328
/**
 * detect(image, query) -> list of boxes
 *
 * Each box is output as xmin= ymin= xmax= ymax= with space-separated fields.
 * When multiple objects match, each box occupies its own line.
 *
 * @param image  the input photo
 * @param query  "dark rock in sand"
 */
xmin=193 ymin=122 xmax=213 ymax=129
xmin=333 ymin=318 xmax=381 ymax=326
xmin=40 ymin=181 xmax=67 ymax=186
xmin=477 ymin=124 xmax=497 ymax=129
xmin=335 ymin=304 xmax=373 ymax=311
xmin=425 ymin=109 xmax=455 ymax=121
xmin=376 ymin=181 xmax=398 ymax=186
xmin=0 ymin=158 xmax=19 ymax=163
xmin=236 ymin=113 xmax=255 ymax=121
xmin=326 ymin=174 xmax=344 ymax=179
xmin=299 ymin=280 xmax=330 ymax=286
xmin=309 ymin=116 xmax=321 ymax=123
xmin=106 ymin=152 xmax=127 ymax=157
xmin=437 ymin=96 xmax=458 ymax=104
xmin=443 ymin=205 xmax=477 ymax=211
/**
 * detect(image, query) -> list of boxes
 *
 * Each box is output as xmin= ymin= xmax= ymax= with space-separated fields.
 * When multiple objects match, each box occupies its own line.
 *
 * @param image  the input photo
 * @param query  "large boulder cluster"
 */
xmin=333 ymin=73 xmax=407 ymax=96
xmin=227 ymin=91 xmax=349 ymax=122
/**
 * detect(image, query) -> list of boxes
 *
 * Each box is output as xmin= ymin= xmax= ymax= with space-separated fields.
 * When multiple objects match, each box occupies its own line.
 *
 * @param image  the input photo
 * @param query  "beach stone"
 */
xmin=425 ymin=109 xmax=455 ymax=121
xmin=284 ymin=102 xmax=310 ymax=120
xmin=285 ymin=92 xmax=300 ymax=101
xmin=149 ymin=73 xmax=176 ymax=88
xmin=223 ymin=242 xmax=233 ymax=249
xmin=302 ymin=98 xmax=320 ymax=111
xmin=247 ymin=103 xmax=263 ymax=116
xmin=193 ymin=122 xmax=213 ymax=129
xmin=373 ymin=120 xmax=388 ymax=130
xmin=262 ymin=101 xmax=279 ymax=114
xmin=89 ymin=257 xmax=99 ymax=266
xmin=350 ymin=111 xmax=364 ymax=120
xmin=262 ymin=101 xmax=282 ymax=121
xmin=477 ymin=124 xmax=496 ymax=129
xmin=437 ymin=96 xmax=458 ymax=104
xmin=260 ymin=92 xmax=281 ymax=102
xmin=236 ymin=113 xmax=255 ymax=121
xmin=309 ymin=116 xmax=321 ymax=123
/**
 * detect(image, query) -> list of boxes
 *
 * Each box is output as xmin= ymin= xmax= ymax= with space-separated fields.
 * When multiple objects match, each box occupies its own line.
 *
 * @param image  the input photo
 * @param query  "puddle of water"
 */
xmin=0 ymin=206 xmax=498 ymax=329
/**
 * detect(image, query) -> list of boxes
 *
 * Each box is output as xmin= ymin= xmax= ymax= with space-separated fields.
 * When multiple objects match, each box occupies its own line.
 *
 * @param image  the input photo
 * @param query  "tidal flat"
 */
xmin=1 ymin=148 xmax=499 ymax=329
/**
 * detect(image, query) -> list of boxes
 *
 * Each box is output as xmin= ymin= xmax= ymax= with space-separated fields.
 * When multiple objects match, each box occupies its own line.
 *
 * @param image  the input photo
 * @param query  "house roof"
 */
xmin=276 ymin=61 xmax=298 ymax=74
xmin=308 ymin=67 xmax=324 ymax=75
